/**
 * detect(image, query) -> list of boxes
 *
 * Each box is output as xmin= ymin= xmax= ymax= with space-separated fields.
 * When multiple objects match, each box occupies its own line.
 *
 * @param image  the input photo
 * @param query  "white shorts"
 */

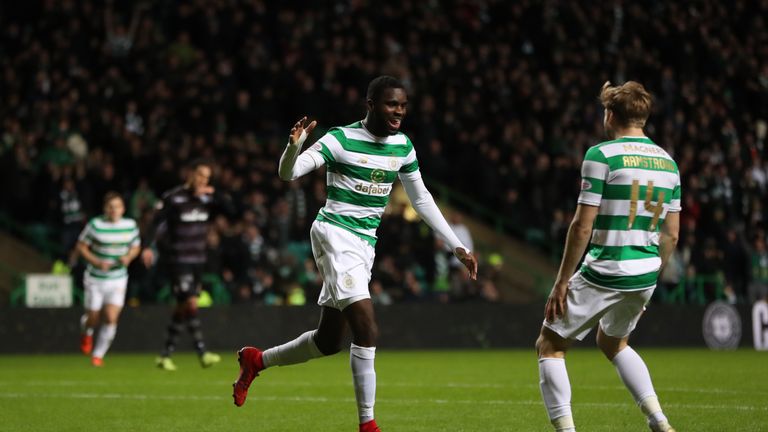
xmin=544 ymin=273 xmax=654 ymax=341
xmin=84 ymin=274 xmax=127 ymax=310
xmin=310 ymin=220 xmax=375 ymax=310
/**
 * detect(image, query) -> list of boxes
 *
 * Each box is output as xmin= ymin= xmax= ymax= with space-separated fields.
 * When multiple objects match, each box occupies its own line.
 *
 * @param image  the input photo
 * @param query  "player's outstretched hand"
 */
xmin=119 ymin=255 xmax=132 ymax=267
xmin=454 ymin=247 xmax=478 ymax=280
xmin=141 ymin=248 xmax=154 ymax=268
xmin=194 ymin=185 xmax=215 ymax=197
xmin=289 ymin=116 xmax=317 ymax=146
xmin=544 ymin=281 xmax=569 ymax=323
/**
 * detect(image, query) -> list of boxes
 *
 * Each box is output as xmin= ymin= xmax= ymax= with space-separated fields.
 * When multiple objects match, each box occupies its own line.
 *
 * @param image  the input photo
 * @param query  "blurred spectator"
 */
xmin=104 ymin=1 xmax=144 ymax=58
xmin=748 ymin=236 xmax=768 ymax=303
xmin=432 ymin=238 xmax=452 ymax=303
xmin=370 ymin=280 xmax=393 ymax=306
xmin=129 ymin=178 xmax=157 ymax=220
xmin=55 ymin=177 xmax=87 ymax=256
xmin=693 ymin=238 xmax=726 ymax=303
xmin=296 ymin=258 xmax=322 ymax=304
xmin=477 ymin=253 xmax=503 ymax=303
xmin=721 ymin=229 xmax=749 ymax=301
xmin=658 ymin=249 xmax=684 ymax=300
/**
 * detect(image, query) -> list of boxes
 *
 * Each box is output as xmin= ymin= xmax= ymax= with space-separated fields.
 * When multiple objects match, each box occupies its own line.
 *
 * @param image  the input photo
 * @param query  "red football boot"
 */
xmin=232 ymin=347 xmax=265 ymax=407
xmin=359 ymin=419 xmax=381 ymax=432
xmin=80 ymin=334 xmax=93 ymax=355
xmin=91 ymin=356 xmax=103 ymax=367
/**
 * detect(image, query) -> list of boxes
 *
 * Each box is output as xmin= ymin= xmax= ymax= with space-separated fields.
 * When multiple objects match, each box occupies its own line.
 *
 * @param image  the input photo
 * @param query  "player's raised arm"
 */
xmin=278 ymin=116 xmax=324 ymax=181
xmin=399 ymin=170 xmax=478 ymax=280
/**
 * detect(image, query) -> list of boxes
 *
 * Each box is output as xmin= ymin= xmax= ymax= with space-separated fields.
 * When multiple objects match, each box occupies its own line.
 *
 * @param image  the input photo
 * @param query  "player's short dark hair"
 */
xmin=188 ymin=158 xmax=212 ymax=171
xmin=103 ymin=191 xmax=123 ymax=206
xmin=366 ymin=76 xmax=405 ymax=102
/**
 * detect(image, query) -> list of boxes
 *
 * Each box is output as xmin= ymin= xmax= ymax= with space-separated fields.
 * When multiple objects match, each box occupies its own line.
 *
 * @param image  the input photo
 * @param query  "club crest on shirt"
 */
xmin=370 ymin=169 xmax=386 ymax=183
xmin=358 ymin=157 xmax=368 ymax=164
xmin=342 ymin=274 xmax=355 ymax=289
xmin=389 ymin=158 xmax=399 ymax=170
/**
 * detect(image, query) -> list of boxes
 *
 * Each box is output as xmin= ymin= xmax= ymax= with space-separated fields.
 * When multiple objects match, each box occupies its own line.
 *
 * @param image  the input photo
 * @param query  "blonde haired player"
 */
xmin=535 ymin=81 xmax=680 ymax=432
xmin=78 ymin=192 xmax=140 ymax=366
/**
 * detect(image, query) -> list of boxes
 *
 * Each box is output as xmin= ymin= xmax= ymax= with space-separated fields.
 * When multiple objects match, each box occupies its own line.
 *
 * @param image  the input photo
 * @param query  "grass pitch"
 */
xmin=0 ymin=349 xmax=766 ymax=431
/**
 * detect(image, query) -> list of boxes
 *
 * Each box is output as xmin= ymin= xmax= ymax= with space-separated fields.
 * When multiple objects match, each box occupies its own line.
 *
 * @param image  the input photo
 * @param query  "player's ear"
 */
xmin=366 ymin=98 xmax=374 ymax=112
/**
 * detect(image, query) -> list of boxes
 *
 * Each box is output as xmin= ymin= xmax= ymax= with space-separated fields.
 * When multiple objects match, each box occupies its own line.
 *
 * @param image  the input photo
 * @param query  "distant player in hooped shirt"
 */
xmin=232 ymin=76 xmax=478 ymax=432
xmin=78 ymin=192 xmax=140 ymax=367
xmin=535 ymin=82 xmax=681 ymax=432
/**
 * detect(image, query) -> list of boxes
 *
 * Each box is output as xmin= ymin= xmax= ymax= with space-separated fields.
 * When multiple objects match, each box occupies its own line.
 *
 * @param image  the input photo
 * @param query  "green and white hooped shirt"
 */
xmin=307 ymin=121 xmax=419 ymax=246
xmin=78 ymin=216 xmax=140 ymax=279
xmin=577 ymin=137 xmax=682 ymax=290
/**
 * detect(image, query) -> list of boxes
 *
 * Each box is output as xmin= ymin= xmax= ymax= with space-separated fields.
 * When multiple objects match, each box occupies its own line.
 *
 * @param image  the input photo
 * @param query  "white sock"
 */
xmin=80 ymin=314 xmax=94 ymax=336
xmin=552 ymin=416 xmax=576 ymax=432
xmin=92 ymin=324 xmax=117 ymax=358
xmin=350 ymin=344 xmax=376 ymax=424
xmin=539 ymin=358 xmax=573 ymax=429
xmin=612 ymin=347 xmax=667 ymax=424
xmin=262 ymin=330 xmax=323 ymax=368
xmin=639 ymin=396 xmax=668 ymax=424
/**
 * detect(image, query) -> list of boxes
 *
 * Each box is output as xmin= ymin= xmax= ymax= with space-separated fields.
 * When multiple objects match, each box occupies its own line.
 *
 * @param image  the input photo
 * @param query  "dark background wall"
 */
xmin=0 ymin=304 xmax=756 ymax=354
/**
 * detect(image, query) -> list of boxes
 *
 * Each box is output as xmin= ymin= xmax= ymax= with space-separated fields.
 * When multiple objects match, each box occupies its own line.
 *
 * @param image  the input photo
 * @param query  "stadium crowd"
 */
xmin=1 ymin=0 xmax=767 ymax=305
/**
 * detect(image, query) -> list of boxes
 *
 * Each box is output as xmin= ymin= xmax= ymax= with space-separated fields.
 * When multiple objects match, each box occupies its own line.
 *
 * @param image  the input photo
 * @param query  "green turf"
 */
xmin=0 ymin=349 xmax=766 ymax=431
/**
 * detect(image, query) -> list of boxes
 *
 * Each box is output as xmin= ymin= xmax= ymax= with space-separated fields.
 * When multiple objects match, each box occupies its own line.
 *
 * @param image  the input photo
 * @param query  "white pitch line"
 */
xmin=0 ymin=392 xmax=765 ymax=412
xmin=5 ymin=380 xmax=768 ymax=397
xmin=389 ymin=382 xmax=768 ymax=396
xmin=0 ymin=381 xmax=113 ymax=387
